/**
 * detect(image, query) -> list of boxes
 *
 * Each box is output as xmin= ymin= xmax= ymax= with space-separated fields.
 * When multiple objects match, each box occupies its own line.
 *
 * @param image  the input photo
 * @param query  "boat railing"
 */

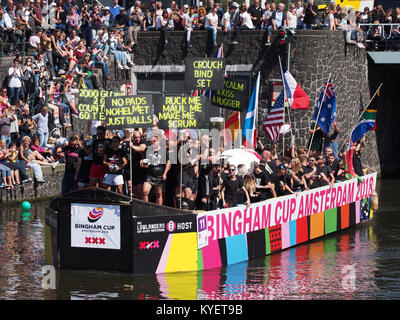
xmin=359 ymin=23 xmax=400 ymax=51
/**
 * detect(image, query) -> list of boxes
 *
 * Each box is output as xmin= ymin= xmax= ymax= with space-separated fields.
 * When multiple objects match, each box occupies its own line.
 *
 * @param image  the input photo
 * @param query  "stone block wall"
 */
xmin=132 ymin=29 xmax=379 ymax=172
xmin=0 ymin=164 xmax=65 ymax=204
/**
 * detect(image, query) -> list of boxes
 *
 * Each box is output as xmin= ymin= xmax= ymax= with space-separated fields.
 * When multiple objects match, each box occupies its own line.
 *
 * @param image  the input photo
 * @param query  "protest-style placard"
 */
xmin=155 ymin=95 xmax=209 ymax=129
xmin=77 ymin=89 xmax=125 ymax=121
xmin=104 ymin=95 xmax=153 ymax=129
xmin=210 ymin=76 xmax=249 ymax=111
xmin=184 ymin=57 xmax=226 ymax=90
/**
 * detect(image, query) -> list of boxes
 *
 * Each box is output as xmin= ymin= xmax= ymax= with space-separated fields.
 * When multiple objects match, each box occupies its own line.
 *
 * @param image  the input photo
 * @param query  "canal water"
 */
xmin=0 ymin=179 xmax=399 ymax=300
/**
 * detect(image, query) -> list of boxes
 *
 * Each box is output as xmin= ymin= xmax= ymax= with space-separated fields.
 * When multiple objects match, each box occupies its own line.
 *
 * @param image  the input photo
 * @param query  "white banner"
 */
xmin=202 ymin=173 xmax=377 ymax=243
xmin=71 ymin=203 xmax=121 ymax=250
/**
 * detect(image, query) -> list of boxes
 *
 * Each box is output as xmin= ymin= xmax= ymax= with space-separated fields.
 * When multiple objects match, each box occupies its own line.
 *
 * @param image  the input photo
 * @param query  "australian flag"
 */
xmin=313 ymin=78 xmax=336 ymax=134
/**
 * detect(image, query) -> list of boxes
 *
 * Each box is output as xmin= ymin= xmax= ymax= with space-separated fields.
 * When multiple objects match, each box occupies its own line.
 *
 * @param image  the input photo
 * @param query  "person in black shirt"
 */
xmin=253 ymin=163 xmax=276 ymax=200
xmin=18 ymin=105 xmax=34 ymax=141
xmin=371 ymin=4 xmax=386 ymax=23
xmin=61 ymin=135 xmax=81 ymax=194
xmin=103 ymin=136 xmax=127 ymax=194
xmin=115 ymin=7 xmax=130 ymax=28
xmin=290 ymin=157 xmax=308 ymax=192
xmin=316 ymin=155 xmax=334 ymax=187
xmin=276 ymin=164 xmax=294 ymax=196
xmin=303 ymin=155 xmax=319 ymax=189
xmin=326 ymin=153 xmax=339 ymax=180
xmin=303 ymin=0 xmax=318 ymax=29
xmin=127 ymin=130 xmax=147 ymax=199
xmin=353 ymin=138 xmax=364 ymax=177
xmin=221 ymin=165 xmax=250 ymax=208
xmin=248 ymin=0 xmax=263 ymax=29
xmin=74 ymin=136 xmax=94 ymax=189
xmin=89 ymin=126 xmax=110 ymax=188
xmin=142 ymin=133 xmax=170 ymax=205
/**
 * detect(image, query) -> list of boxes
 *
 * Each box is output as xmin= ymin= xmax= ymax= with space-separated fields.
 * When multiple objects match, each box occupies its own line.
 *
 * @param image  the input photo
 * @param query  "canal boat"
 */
xmin=45 ymin=169 xmax=377 ymax=274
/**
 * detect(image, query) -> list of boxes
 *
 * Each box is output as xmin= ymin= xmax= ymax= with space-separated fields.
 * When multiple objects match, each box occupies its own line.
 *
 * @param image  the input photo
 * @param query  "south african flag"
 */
xmin=350 ymin=108 xmax=377 ymax=144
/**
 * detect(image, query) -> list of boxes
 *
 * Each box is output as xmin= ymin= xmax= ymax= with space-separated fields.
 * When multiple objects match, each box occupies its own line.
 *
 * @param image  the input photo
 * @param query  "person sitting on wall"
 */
xmin=265 ymin=2 xmax=286 ymax=46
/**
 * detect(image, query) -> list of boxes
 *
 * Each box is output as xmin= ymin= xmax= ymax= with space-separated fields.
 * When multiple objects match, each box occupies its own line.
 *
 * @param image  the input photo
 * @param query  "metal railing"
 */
xmin=359 ymin=23 xmax=400 ymax=51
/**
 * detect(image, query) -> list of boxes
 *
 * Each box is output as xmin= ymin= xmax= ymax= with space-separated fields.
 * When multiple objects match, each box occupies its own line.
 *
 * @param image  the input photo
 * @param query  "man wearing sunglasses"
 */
xmin=221 ymin=165 xmax=250 ymax=208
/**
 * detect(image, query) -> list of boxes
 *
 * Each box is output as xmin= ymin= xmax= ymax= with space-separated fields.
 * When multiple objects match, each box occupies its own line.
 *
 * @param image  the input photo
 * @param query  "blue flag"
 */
xmin=313 ymin=78 xmax=336 ymax=134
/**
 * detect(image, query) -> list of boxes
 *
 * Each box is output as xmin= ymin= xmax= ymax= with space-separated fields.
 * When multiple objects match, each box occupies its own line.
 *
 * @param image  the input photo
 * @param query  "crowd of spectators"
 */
xmin=2 ymin=0 xmax=397 ymax=53
xmin=0 ymin=0 xmax=372 ymax=201
xmin=47 ymin=118 xmax=366 ymax=212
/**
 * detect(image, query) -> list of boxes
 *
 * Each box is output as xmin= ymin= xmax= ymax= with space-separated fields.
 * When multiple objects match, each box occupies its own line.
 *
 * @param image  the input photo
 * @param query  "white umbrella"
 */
xmin=221 ymin=148 xmax=261 ymax=175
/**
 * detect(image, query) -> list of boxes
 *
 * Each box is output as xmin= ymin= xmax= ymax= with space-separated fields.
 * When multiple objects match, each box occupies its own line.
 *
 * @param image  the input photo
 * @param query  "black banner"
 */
xmin=133 ymin=214 xmax=197 ymax=274
xmin=184 ymin=57 xmax=226 ymax=90
xmin=155 ymin=95 xmax=211 ymax=129
xmin=211 ymin=76 xmax=249 ymax=111
xmin=77 ymin=89 xmax=124 ymax=121
xmin=104 ymin=95 xmax=153 ymax=129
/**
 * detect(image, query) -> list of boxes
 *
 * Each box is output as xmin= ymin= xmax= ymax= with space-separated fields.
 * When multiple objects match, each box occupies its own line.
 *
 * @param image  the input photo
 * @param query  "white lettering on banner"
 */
xmin=203 ymin=173 xmax=376 ymax=243
xmin=71 ymin=203 xmax=121 ymax=250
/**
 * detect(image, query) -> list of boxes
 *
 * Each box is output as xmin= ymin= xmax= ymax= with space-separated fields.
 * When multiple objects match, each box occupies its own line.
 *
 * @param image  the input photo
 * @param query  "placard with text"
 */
xmin=155 ymin=95 xmax=210 ymax=129
xmin=77 ymin=89 xmax=124 ymax=121
xmin=184 ymin=57 xmax=226 ymax=90
xmin=210 ymin=76 xmax=249 ymax=111
xmin=104 ymin=95 xmax=153 ymax=129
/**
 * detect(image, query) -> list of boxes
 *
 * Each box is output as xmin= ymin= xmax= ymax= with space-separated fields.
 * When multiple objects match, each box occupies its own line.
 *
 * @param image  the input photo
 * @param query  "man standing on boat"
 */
xmin=89 ymin=126 xmax=110 ymax=188
xmin=221 ymin=164 xmax=250 ymax=208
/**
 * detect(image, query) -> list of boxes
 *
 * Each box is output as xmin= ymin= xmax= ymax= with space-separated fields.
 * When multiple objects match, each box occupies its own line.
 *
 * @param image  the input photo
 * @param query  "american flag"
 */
xmin=263 ymin=89 xmax=285 ymax=142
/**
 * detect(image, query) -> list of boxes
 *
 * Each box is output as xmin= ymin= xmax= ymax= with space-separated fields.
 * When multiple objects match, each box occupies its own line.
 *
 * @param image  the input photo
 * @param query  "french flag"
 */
xmin=283 ymin=71 xmax=310 ymax=110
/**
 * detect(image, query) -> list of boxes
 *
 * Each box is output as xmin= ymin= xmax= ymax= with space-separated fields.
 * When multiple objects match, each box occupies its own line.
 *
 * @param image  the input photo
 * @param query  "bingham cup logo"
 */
xmin=166 ymin=220 xmax=176 ymax=232
xmin=88 ymin=207 xmax=104 ymax=223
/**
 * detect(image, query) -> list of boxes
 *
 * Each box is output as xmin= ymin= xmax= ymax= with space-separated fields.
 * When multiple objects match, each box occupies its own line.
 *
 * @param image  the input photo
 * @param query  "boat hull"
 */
xmin=45 ymin=172 xmax=377 ymax=274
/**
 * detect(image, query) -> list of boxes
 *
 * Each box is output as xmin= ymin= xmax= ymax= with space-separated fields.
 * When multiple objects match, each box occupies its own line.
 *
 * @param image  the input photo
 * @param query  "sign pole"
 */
xmin=130 ymin=129 xmax=133 ymax=202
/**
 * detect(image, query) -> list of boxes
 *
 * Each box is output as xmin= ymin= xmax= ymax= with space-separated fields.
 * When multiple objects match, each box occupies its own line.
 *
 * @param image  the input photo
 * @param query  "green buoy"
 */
xmin=21 ymin=201 xmax=31 ymax=212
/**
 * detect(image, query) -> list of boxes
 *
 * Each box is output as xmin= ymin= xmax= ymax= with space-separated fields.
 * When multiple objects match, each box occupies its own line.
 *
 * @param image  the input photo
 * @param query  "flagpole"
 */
xmin=307 ymin=73 xmax=332 ymax=156
xmin=338 ymin=83 xmax=383 ymax=153
xmin=278 ymin=55 xmax=293 ymax=156
xmin=254 ymin=72 xmax=260 ymax=150
xmin=129 ymin=129 xmax=133 ymax=202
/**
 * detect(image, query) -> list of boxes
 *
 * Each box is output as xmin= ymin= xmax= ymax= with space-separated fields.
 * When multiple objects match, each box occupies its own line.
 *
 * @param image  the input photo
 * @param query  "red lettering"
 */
xmin=313 ymin=191 xmax=320 ymax=214
xmin=325 ymin=188 xmax=331 ymax=211
xmin=336 ymin=186 xmax=342 ymax=207
xmin=330 ymin=186 xmax=337 ymax=208
xmin=233 ymin=210 xmax=242 ymax=235
xmin=207 ymin=215 xmax=215 ymax=240
xmin=298 ymin=195 xmax=305 ymax=218
xmin=319 ymin=189 xmax=326 ymax=212
xmin=275 ymin=201 xmax=282 ymax=224
xmin=282 ymin=199 xmax=289 ymax=223
xmin=253 ymin=206 xmax=261 ymax=231
xmin=221 ymin=211 xmax=232 ymax=238
xmin=243 ymin=208 xmax=252 ymax=233
xmin=341 ymin=184 xmax=348 ymax=206
xmin=347 ymin=182 xmax=355 ymax=203
xmin=305 ymin=193 xmax=314 ymax=216
xmin=289 ymin=198 xmax=296 ymax=221
xmin=261 ymin=204 xmax=271 ymax=228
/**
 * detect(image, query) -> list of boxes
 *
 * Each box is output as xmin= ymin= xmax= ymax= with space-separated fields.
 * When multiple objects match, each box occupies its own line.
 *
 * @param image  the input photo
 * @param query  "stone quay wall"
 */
xmin=132 ymin=29 xmax=379 ymax=173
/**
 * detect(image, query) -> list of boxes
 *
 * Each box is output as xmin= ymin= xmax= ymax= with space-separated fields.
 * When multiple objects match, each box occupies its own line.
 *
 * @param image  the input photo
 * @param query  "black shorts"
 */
xmin=144 ymin=173 xmax=164 ymax=186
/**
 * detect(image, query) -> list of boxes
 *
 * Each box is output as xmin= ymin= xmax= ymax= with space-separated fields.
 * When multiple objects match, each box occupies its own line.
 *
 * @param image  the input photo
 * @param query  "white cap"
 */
xmin=183 ymin=4 xmax=189 ymax=8
xmin=231 ymin=2 xmax=239 ymax=8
